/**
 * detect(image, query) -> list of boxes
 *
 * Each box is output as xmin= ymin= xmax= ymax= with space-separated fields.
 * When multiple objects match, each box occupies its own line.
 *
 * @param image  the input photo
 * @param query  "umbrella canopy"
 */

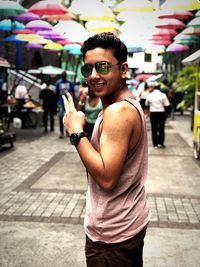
xmin=41 ymin=13 xmax=76 ymax=21
xmin=181 ymin=27 xmax=200 ymax=36
xmin=0 ymin=19 xmax=24 ymax=31
xmin=25 ymin=20 xmax=53 ymax=31
xmin=166 ymin=43 xmax=189 ymax=52
xmin=85 ymin=21 xmax=119 ymax=33
xmin=0 ymin=1 xmax=26 ymax=19
xmin=114 ymin=0 xmax=156 ymax=12
xmin=25 ymin=43 xmax=43 ymax=49
xmin=11 ymin=12 xmax=40 ymax=22
xmin=160 ymin=0 xmax=200 ymax=11
xmin=158 ymin=10 xmax=194 ymax=20
xmin=152 ymin=28 xmax=178 ymax=38
xmin=28 ymin=65 xmax=75 ymax=75
xmin=4 ymin=35 xmax=24 ymax=43
xmin=187 ymin=17 xmax=200 ymax=28
xmin=155 ymin=18 xmax=185 ymax=30
xmin=0 ymin=56 xmax=10 ymax=67
xmin=29 ymin=1 xmax=68 ymax=15
xmin=13 ymin=29 xmax=35 ymax=34
xmin=43 ymin=42 xmax=63 ymax=51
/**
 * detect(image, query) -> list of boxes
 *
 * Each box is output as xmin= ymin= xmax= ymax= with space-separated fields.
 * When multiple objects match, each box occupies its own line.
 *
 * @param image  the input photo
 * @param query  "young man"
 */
xmin=63 ymin=32 xmax=150 ymax=267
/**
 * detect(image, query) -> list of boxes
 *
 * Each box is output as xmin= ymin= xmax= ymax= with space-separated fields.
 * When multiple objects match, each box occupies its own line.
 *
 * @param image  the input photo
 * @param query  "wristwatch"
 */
xmin=70 ymin=132 xmax=86 ymax=146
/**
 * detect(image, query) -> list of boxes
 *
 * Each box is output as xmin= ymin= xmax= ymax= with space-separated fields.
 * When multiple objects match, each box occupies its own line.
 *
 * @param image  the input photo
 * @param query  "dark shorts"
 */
xmin=85 ymin=227 xmax=147 ymax=267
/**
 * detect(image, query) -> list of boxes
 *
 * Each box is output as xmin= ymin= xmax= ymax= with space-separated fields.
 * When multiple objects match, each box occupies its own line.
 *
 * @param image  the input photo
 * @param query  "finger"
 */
xmin=66 ymin=92 xmax=76 ymax=112
xmin=62 ymin=95 xmax=69 ymax=114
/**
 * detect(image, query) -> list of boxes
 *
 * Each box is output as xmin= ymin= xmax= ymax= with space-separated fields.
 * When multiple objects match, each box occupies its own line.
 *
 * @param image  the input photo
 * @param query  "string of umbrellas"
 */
xmin=0 ymin=0 xmax=200 ymax=61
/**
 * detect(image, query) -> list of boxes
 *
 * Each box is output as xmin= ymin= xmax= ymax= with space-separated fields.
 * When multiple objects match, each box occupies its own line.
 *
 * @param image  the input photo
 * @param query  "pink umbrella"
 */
xmin=29 ymin=1 xmax=68 ymax=15
xmin=152 ymin=39 xmax=172 ymax=46
xmin=166 ymin=43 xmax=189 ymax=52
xmin=25 ymin=20 xmax=53 ymax=31
xmin=25 ymin=43 xmax=43 ymax=49
xmin=158 ymin=11 xmax=193 ymax=20
xmin=156 ymin=18 xmax=185 ymax=30
xmin=152 ymin=28 xmax=178 ymax=38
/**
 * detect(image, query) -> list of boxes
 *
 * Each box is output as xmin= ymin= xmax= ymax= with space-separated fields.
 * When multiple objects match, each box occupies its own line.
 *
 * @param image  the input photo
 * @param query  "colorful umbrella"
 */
xmin=28 ymin=1 xmax=68 ymax=15
xmin=41 ymin=13 xmax=76 ymax=21
xmin=155 ymin=18 xmax=185 ymax=30
xmin=25 ymin=20 xmax=53 ymax=31
xmin=114 ymin=0 xmax=156 ymax=12
xmin=166 ymin=43 xmax=189 ymax=52
xmin=0 ymin=1 xmax=26 ymax=18
xmin=181 ymin=27 xmax=200 ymax=36
xmin=4 ymin=35 xmax=24 ymax=43
xmin=25 ymin=43 xmax=43 ymax=49
xmin=85 ymin=21 xmax=119 ymax=33
xmin=13 ymin=29 xmax=35 ymax=34
xmin=187 ymin=17 xmax=200 ymax=28
xmin=160 ymin=0 xmax=200 ymax=11
xmin=16 ymin=34 xmax=52 ymax=44
xmin=152 ymin=28 xmax=178 ymax=38
xmin=43 ymin=42 xmax=64 ymax=51
xmin=158 ymin=10 xmax=194 ymax=20
xmin=0 ymin=19 xmax=24 ymax=31
xmin=11 ymin=12 xmax=40 ymax=22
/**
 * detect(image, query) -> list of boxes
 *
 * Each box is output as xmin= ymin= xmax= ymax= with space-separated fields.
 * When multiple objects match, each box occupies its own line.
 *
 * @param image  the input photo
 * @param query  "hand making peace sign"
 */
xmin=62 ymin=92 xmax=85 ymax=135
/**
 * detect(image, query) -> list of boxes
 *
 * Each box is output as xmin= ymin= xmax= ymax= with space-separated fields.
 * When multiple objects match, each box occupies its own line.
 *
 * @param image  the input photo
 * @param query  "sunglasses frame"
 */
xmin=81 ymin=61 xmax=119 ymax=78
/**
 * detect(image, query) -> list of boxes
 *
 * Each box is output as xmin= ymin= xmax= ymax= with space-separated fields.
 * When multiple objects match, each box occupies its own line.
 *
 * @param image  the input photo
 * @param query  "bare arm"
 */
xmin=63 ymin=93 xmax=141 ymax=191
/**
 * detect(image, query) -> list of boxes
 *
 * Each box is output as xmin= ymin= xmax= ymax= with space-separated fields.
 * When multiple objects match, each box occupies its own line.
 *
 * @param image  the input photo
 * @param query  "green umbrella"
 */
xmin=0 ymin=1 xmax=26 ymax=19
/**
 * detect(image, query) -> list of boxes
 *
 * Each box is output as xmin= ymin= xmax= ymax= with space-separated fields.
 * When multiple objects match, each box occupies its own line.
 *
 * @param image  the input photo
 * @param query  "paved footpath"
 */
xmin=0 ymin=114 xmax=200 ymax=267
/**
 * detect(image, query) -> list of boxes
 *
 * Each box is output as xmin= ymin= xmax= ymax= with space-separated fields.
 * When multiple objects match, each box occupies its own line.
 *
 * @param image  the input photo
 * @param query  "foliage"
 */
xmin=172 ymin=65 xmax=200 ymax=110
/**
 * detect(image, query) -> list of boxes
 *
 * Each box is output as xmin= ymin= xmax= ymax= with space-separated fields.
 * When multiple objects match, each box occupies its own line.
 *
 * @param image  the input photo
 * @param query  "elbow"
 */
xmin=99 ymin=180 xmax=117 ymax=192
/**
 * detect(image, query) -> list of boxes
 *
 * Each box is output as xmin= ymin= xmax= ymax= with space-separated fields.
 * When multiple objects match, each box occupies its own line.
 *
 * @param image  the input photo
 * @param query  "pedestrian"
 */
xmin=39 ymin=82 xmax=57 ymax=133
xmin=55 ymin=71 xmax=75 ymax=138
xmin=77 ymin=85 xmax=102 ymax=141
xmin=62 ymin=32 xmax=150 ymax=267
xmin=145 ymin=83 xmax=171 ymax=148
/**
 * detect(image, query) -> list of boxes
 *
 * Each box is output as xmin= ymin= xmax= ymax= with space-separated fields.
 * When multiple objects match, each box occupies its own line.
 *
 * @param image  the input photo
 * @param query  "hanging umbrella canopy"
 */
xmin=166 ymin=43 xmax=189 ymax=52
xmin=160 ymin=0 xmax=200 ymax=11
xmin=13 ymin=29 xmax=35 ymax=34
xmin=187 ymin=17 xmax=200 ymax=28
xmin=0 ymin=1 xmax=26 ymax=19
xmin=113 ymin=0 xmax=156 ymax=12
xmin=41 ymin=13 xmax=76 ymax=21
xmin=85 ymin=21 xmax=119 ymax=33
xmin=25 ymin=43 xmax=43 ymax=49
xmin=43 ymin=42 xmax=64 ymax=51
xmin=25 ymin=20 xmax=53 ymax=31
xmin=0 ymin=56 xmax=10 ymax=67
xmin=0 ymin=19 xmax=24 ymax=31
xmin=181 ymin=27 xmax=200 ymax=36
xmin=29 ymin=0 xmax=68 ymax=15
xmin=11 ymin=11 xmax=40 ymax=22
xmin=158 ymin=10 xmax=194 ymax=20
xmin=155 ymin=18 xmax=185 ymax=30
xmin=4 ymin=34 xmax=24 ymax=43
xmin=16 ymin=33 xmax=52 ymax=44
xmin=152 ymin=28 xmax=178 ymax=38
xmin=28 ymin=65 xmax=75 ymax=75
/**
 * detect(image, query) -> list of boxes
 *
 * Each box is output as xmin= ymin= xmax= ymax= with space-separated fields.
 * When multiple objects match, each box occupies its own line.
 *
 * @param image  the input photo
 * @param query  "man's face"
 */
xmin=83 ymin=48 xmax=125 ymax=99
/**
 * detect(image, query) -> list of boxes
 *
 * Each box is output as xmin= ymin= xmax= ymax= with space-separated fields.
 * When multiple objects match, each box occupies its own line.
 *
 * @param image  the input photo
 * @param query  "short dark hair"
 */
xmin=81 ymin=32 xmax=127 ymax=63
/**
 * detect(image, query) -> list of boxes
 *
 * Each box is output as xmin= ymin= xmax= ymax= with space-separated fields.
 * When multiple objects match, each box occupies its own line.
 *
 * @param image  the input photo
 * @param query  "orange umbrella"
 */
xmin=29 ymin=0 xmax=68 ymax=15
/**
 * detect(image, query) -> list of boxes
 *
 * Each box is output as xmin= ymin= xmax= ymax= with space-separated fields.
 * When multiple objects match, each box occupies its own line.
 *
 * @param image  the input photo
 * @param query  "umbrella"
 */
xmin=0 ymin=56 xmax=10 ymax=67
xmin=41 ymin=13 xmax=76 ymax=21
xmin=28 ymin=1 xmax=68 ymax=15
xmin=114 ymin=0 xmax=156 ymax=12
xmin=145 ymin=45 xmax=166 ymax=54
xmin=155 ymin=18 xmax=185 ymax=30
xmin=16 ymin=34 xmax=52 ymax=44
xmin=187 ymin=17 xmax=200 ymax=28
xmin=25 ymin=20 xmax=53 ymax=31
xmin=28 ymin=65 xmax=75 ymax=75
xmin=166 ymin=43 xmax=189 ymax=52
xmin=181 ymin=27 xmax=200 ymax=36
xmin=11 ymin=12 xmax=40 ymax=22
xmin=25 ymin=43 xmax=43 ymax=49
xmin=64 ymin=43 xmax=82 ymax=54
xmin=13 ymin=29 xmax=35 ymax=34
xmin=160 ymin=0 xmax=200 ymax=11
xmin=158 ymin=10 xmax=194 ymax=20
xmin=152 ymin=28 xmax=178 ymax=38
xmin=0 ymin=1 xmax=26 ymax=19
xmin=43 ymin=42 xmax=64 ymax=51
xmin=152 ymin=39 xmax=172 ymax=46
xmin=85 ymin=21 xmax=119 ymax=33
xmin=53 ymin=20 xmax=90 ymax=43
xmin=0 ymin=19 xmax=24 ymax=31
xmin=4 ymin=35 xmax=24 ymax=43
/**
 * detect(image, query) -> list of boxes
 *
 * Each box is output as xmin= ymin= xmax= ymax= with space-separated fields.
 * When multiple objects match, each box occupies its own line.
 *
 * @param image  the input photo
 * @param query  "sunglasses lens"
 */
xmin=96 ymin=62 xmax=110 ymax=74
xmin=81 ymin=64 xmax=93 ymax=77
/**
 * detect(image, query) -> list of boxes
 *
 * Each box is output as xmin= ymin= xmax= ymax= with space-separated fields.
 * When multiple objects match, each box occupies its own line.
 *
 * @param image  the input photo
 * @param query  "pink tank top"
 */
xmin=84 ymin=96 xmax=150 ymax=243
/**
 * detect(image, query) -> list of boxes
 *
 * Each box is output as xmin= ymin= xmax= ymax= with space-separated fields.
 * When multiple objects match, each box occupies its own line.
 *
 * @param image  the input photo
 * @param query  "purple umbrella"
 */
xmin=25 ymin=43 xmax=43 ymax=49
xmin=11 ymin=12 xmax=40 ymax=21
xmin=25 ymin=20 xmax=53 ymax=31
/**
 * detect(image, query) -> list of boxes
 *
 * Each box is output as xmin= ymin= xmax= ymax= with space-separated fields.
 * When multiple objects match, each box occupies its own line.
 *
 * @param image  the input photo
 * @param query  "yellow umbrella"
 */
xmin=85 ymin=21 xmax=119 ymax=33
xmin=43 ymin=42 xmax=63 ymax=51
xmin=16 ymin=34 xmax=52 ymax=44
xmin=160 ymin=0 xmax=200 ymax=11
xmin=114 ymin=0 xmax=156 ymax=12
xmin=79 ymin=5 xmax=115 ymax=21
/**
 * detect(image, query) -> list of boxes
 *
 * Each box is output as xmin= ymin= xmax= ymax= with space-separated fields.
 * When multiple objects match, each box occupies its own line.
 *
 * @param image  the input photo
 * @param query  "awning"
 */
xmin=182 ymin=49 xmax=200 ymax=65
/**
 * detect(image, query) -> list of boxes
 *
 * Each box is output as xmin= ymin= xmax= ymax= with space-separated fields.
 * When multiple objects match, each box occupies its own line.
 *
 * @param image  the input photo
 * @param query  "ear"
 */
xmin=120 ymin=62 xmax=128 ymax=79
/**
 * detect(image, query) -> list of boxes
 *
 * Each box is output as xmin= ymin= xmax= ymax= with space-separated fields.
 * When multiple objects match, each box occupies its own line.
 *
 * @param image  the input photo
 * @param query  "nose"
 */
xmin=90 ymin=65 xmax=100 ymax=78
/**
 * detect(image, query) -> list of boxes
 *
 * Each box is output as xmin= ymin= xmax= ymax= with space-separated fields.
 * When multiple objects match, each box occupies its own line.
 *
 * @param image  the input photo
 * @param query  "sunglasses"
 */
xmin=81 ymin=61 xmax=119 ymax=78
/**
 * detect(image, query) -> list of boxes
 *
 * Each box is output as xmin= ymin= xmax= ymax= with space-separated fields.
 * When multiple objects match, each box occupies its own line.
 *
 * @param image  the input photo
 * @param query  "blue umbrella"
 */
xmin=0 ymin=1 xmax=26 ymax=19
xmin=4 ymin=35 xmax=24 ymax=43
xmin=0 ymin=19 xmax=24 ymax=31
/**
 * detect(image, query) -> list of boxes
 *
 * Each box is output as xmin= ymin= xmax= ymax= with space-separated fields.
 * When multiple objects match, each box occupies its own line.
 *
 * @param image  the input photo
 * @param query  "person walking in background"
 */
xmin=62 ymin=32 xmax=150 ymax=267
xmin=77 ymin=85 xmax=102 ymax=140
xmin=39 ymin=81 xmax=57 ymax=133
xmin=145 ymin=83 xmax=171 ymax=148
xmin=55 ymin=71 xmax=75 ymax=138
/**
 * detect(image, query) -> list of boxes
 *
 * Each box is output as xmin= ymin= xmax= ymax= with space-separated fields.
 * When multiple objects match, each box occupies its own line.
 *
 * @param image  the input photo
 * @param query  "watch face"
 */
xmin=70 ymin=133 xmax=78 ymax=146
